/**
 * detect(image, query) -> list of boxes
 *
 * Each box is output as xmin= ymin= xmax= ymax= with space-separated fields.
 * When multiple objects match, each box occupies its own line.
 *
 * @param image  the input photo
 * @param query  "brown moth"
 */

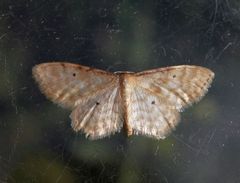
xmin=32 ymin=62 xmax=214 ymax=140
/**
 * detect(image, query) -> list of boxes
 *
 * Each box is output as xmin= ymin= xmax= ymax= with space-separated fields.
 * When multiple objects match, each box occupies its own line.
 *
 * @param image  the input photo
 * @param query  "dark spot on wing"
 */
xmin=173 ymin=75 xmax=176 ymax=78
xmin=60 ymin=63 xmax=65 ymax=68
xmin=73 ymin=73 xmax=76 ymax=77
xmin=96 ymin=102 xmax=100 ymax=105
xmin=151 ymin=101 xmax=155 ymax=104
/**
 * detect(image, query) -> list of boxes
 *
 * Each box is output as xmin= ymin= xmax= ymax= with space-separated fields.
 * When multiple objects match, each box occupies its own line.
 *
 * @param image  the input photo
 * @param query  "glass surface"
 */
xmin=0 ymin=1 xmax=239 ymax=182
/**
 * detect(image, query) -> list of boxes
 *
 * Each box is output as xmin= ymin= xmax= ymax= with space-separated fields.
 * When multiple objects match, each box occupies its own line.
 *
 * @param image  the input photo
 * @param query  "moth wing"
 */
xmin=70 ymin=84 xmax=123 ymax=139
xmin=127 ymin=65 xmax=214 ymax=139
xmin=33 ymin=62 xmax=117 ymax=109
xmin=33 ymin=62 xmax=123 ymax=139
xmin=134 ymin=65 xmax=214 ymax=111
xmin=127 ymin=85 xmax=180 ymax=139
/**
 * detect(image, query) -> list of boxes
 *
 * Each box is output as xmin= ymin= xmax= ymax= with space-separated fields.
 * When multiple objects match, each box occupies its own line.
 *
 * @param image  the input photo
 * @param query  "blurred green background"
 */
xmin=0 ymin=0 xmax=240 ymax=182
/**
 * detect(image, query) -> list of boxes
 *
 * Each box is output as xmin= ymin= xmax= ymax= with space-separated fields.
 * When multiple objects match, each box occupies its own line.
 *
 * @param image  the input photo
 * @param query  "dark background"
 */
xmin=0 ymin=0 xmax=240 ymax=182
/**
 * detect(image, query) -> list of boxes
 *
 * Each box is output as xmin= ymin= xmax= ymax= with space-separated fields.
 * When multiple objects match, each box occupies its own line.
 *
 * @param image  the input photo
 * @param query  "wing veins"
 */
xmin=75 ymin=103 xmax=98 ymax=130
xmin=75 ymin=78 xmax=117 ymax=106
xmin=153 ymin=78 xmax=193 ymax=103
xmin=137 ymin=84 xmax=188 ymax=107
xmin=135 ymin=87 xmax=175 ymax=131
xmin=133 ymin=89 xmax=148 ymax=132
xmin=79 ymin=85 xmax=121 ymax=138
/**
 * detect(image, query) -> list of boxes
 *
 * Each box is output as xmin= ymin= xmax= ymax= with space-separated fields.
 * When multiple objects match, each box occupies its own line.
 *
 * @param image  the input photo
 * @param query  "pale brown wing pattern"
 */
xmin=134 ymin=65 xmax=215 ymax=112
xmin=33 ymin=62 xmax=123 ymax=139
xmin=126 ymin=65 xmax=214 ymax=139
xmin=127 ymin=86 xmax=180 ymax=139
xmin=70 ymin=85 xmax=123 ymax=139
xmin=33 ymin=63 xmax=214 ymax=140
xmin=32 ymin=62 xmax=116 ymax=109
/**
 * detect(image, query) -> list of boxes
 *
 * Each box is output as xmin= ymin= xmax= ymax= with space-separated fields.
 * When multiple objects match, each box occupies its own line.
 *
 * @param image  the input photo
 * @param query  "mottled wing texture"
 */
xmin=127 ymin=65 xmax=214 ymax=139
xmin=33 ymin=62 xmax=123 ymax=139
xmin=33 ymin=62 xmax=116 ymax=109
xmin=70 ymin=84 xmax=123 ymax=139
xmin=126 ymin=85 xmax=180 ymax=139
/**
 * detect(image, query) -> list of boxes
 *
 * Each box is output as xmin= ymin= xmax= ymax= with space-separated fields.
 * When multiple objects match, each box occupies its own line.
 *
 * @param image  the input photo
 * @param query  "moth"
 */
xmin=33 ymin=62 xmax=214 ymax=140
